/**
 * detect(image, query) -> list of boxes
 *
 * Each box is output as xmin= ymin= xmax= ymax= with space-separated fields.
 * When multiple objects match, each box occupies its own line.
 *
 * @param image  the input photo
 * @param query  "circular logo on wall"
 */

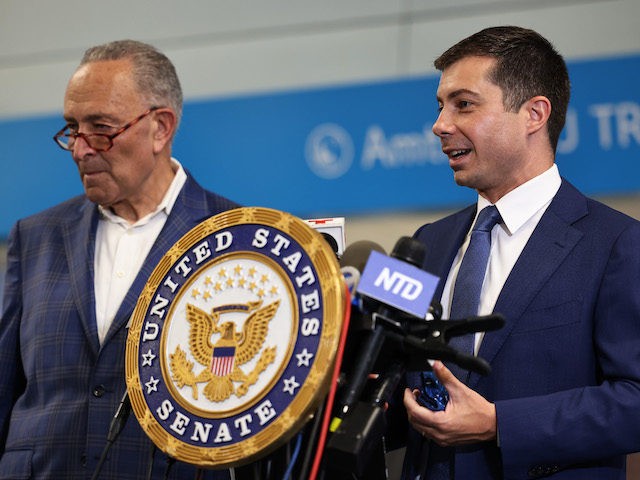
xmin=126 ymin=207 xmax=345 ymax=468
xmin=305 ymin=123 xmax=354 ymax=179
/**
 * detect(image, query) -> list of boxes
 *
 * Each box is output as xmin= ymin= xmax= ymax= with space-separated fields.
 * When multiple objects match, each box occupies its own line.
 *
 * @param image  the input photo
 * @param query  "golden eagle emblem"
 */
xmin=170 ymin=300 xmax=279 ymax=402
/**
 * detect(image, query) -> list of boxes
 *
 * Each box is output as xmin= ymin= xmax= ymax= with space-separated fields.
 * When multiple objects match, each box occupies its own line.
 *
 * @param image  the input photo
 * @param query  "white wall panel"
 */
xmin=173 ymin=25 xmax=403 ymax=102
xmin=406 ymin=0 xmax=640 ymax=75
xmin=0 ymin=61 xmax=78 ymax=118
xmin=1 ymin=0 xmax=639 ymax=119
xmin=0 ymin=24 xmax=403 ymax=117
xmin=0 ymin=0 xmax=403 ymax=58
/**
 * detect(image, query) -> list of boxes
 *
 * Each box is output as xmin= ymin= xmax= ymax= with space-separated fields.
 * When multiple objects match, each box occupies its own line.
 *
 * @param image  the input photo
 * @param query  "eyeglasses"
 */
xmin=53 ymin=107 xmax=160 ymax=152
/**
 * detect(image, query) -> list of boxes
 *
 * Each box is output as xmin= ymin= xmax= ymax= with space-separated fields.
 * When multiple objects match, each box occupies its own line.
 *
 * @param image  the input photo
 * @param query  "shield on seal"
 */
xmin=210 ymin=346 xmax=236 ymax=376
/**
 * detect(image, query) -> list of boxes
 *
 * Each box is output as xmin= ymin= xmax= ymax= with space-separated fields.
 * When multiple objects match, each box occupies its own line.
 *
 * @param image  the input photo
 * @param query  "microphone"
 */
xmin=325 ymin=237 xmax=435 ymax=477
xmin=334 ymin=237 xmax=434 ymax=421
xmin=305 ymin=217 xmax=346 ymax=259
xmin=325 ymin=237 xmax=505 ymax=475
xmin=356 ymin=237 xmax=438 ymax=320
xmin=340 ymin=240 xmax=386 ymax=273
xmin=334 ymin=240 xmax=387 ymax=403
xmin=339 ymin=240 xmax=386 ymax=308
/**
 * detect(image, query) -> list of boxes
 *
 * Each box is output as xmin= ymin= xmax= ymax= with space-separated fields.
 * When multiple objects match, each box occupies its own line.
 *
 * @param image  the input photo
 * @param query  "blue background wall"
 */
xmin=2 ymin=54 xmax=639 ymax=238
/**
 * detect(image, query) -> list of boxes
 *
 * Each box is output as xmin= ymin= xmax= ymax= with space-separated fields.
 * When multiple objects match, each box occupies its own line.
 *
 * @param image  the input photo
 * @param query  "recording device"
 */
xmin=341 ymin=240 xmax=386 ymax=273
xmin=305 ymin=217 xmax=346 ymax=258
xmin=416 ymin=370 xmax=449 ymax=411
xmin=324 ymin=236 xmax=505 ymax=478
xmin=334 ymin=237 xmax=439 ymax=421
xmin=325 ymin=236 xmax=434 ymax=477
xmin=340 ymin=240 xmax=386 ymax=293
xmin=339 ymin=240 xmax=386 ymax=324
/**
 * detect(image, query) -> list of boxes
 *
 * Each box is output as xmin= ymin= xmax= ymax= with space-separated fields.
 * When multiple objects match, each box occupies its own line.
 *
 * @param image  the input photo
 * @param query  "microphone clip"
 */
xmin=370 ymin=311 xmax=505 ymax=376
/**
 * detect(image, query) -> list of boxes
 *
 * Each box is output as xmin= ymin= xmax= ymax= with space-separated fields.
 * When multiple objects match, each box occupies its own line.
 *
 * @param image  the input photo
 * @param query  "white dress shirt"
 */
xmin=93 ymin=159 xmax=187 ymax=345
xmin=440 ymin=164 xmax=562 ymax=354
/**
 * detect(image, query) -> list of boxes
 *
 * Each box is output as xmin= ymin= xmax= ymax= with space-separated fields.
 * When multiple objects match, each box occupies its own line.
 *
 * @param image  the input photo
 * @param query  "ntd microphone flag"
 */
xmin=357 ymin=250 xmax=439 ymax=319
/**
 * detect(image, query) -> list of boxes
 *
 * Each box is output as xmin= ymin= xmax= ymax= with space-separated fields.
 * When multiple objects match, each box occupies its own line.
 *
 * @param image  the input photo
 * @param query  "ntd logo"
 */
xmin=373 ymin=268 xmax=423 ymax=301
xmin=357 ymin=251 xmax=439 ymax=319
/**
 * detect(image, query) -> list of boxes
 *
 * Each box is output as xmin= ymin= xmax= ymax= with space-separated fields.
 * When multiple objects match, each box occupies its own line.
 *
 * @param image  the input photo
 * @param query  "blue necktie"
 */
xmin=422 ymin=206 xmax=502 ymax=480
xmin=447 ymin=205 xmax=502 ymax=381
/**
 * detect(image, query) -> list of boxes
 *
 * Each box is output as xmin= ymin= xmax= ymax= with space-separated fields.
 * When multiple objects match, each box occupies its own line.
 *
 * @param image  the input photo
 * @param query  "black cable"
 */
xmin=298 ymin=402 xmax=325 ymax=479
xmin=163 ymin=456 xmax=176 ymax=480
xmin=90 ymin=391 xmax=132 ymax=480
xmin=145 ymin=443 xmax=156 ymax=480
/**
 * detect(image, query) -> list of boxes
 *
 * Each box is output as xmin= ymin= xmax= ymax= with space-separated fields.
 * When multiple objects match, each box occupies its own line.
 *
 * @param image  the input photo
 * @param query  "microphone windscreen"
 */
xmin=319 ymin=232 xmax=340 ymax=258
xmin=390 ymin=236 xmax=426 ymax=267
xmin=340 ymin=240 xmax=386 ymax=273
xmin=340 ymin=265 xmax=361 ymax=296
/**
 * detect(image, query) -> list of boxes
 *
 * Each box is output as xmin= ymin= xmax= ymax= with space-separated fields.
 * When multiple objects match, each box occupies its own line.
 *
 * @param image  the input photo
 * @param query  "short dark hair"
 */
xmin=79 ymin=40 xmax=183 ymax=130
xmin=434 ymin=26 xmax=570 ymax=152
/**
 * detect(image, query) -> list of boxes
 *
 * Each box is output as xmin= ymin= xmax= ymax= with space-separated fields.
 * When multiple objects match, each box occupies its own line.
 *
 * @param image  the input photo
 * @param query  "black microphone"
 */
xmin=340 ymin=240 xmax=387 ymax=273
xmin=334 ymin=237 xmax=425 ymax=421
xmin=325 ymin=237 xmax=428 ymax=477
xmin=320 ymin=232 xmax=340 ymax=259
xmin=325 ymin=237 xmax=506 ymax=475
xmin=334 ymin=239 xmax=387 ymax=385
xmin=339 ymin=240 xmax=386 ymax=316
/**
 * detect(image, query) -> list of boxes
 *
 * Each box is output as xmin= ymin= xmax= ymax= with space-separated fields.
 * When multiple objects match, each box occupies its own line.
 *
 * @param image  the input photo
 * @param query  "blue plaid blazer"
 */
xmin=0 ymin=172 xmax=239 ymax=479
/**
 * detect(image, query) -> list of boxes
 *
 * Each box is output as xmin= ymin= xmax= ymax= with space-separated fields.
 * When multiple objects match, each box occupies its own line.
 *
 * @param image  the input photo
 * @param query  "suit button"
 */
xmin=528 ymin=465 xmax=560 ymax=478
xmin=93 ymin=385 xmax=105 ymax=397
xmin=81 ymin=454 xmax=87 ymax=467
xmin=528 ymin=466 xmax=544 ymax=478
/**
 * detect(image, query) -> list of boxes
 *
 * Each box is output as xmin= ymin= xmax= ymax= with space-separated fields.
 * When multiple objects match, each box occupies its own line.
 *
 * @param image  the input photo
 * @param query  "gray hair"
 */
xmin=79 ymin=39 xmax=183 ymax=131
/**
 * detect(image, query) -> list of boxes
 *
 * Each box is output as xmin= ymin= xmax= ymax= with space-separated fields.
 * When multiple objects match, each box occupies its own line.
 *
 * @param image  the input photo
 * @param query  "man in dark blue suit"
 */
xmin=0 ymin=40 xmax=239 ymax=479
xmin=402 ymin=26 xmax=640 ymax=479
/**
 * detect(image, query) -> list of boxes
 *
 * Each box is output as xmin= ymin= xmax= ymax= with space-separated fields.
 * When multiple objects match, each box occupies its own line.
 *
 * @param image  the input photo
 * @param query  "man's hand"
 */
xmin=403 ymin=361 xmax=497 ymax=447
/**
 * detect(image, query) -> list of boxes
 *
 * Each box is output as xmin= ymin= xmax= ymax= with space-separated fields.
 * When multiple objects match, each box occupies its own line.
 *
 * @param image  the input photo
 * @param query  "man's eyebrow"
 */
xmin=63 ymin=113 xmax=119 ymax=124
xmin=436 ymin=88 xmax=481 ymax=103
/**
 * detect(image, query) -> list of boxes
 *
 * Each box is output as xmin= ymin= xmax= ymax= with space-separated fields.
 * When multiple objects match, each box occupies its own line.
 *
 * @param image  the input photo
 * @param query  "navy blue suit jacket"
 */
xmin=0 ymin=173 xmax=239 ymax=479
xmin=404 ymin=180 xmax=640 ymax=479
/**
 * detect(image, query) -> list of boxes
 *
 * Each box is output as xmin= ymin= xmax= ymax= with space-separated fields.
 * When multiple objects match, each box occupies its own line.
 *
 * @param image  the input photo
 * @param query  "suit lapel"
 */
xmin=469 ymin=181 xmax=588 ymax=387
xmin=63 ymin=199 xmax=101 ymax=356
xmin=420 ymin=205 xmax=476 ymax=300
xmin=102 ymin=175 xmax=213 ymax=346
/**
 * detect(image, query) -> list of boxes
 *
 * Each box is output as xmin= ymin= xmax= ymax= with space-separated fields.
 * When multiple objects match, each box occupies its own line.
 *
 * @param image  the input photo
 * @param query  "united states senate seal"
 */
xmin=125 ymin=207 xmax=345 ymax=468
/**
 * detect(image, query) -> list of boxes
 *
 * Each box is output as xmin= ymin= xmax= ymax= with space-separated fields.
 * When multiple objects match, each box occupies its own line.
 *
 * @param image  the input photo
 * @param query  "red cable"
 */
xmin=307 ymin=283 xmax=352 ymax=480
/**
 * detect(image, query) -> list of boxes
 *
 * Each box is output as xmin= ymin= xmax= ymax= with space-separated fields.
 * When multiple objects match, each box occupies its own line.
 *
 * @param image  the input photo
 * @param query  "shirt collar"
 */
xmin=477 ymin=164 xmax=561 ymax=235
xmin=98 ymin=158 xmax=187 ymax=227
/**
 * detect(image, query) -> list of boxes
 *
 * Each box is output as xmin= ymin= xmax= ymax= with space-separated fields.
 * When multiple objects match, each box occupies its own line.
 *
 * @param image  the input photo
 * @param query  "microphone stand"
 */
xmin=322 ymin=309 xmax=505 ymax=478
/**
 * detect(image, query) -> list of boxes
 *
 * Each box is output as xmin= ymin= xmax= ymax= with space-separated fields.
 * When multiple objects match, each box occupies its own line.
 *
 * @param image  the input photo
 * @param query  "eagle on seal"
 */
xmin=170 ymin=299 xmax=279 ymax=402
